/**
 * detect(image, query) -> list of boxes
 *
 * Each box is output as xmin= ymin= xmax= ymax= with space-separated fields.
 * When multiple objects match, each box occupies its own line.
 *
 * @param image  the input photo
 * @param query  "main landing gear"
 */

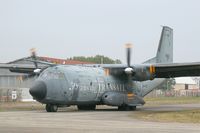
xmin=46 ymin=104 xmax=58 ymax=112
xmin=77 ymin=105 xmax=96 ymax=110
xmin=118 ymin=105 xmax=136 ymax=111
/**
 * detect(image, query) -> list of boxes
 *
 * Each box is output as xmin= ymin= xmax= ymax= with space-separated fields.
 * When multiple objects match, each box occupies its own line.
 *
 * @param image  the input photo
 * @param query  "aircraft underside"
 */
xmin=35 ymin=76 xmax=165 ymax=112
xmin=41 ymin=90 xmax=149 ymax=112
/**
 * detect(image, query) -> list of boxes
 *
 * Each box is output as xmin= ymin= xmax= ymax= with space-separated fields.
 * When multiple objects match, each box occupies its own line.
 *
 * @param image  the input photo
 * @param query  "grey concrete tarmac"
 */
xmin=0 ymin=105 xmax=200 ymax=133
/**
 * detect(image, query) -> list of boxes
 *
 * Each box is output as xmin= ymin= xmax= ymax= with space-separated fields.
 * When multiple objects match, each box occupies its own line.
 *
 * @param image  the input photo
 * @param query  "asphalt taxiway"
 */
xmin=0 ymin=105 xmax=200 ymax=133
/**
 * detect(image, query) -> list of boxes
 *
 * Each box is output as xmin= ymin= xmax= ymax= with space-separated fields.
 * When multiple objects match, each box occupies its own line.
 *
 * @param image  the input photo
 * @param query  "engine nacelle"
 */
xmin=132 ymin=65 xmax=156 ymax=81
xmin=102 ymin=92 xmax=124 ymax=106
xmin=102 ymin=91 xmax=145 ymax=106
xmin=125 ymin=67 xmax=134 ymax=74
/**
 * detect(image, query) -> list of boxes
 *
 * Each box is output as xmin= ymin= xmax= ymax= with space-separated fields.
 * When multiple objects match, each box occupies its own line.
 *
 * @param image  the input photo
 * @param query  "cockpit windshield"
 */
xmin=39 ymin=68 xmax=65 ymax=80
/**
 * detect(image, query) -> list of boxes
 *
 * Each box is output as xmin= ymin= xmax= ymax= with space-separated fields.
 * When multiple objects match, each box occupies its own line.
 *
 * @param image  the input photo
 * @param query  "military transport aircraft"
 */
xmin=1 ymin=26 xmax=200 ymax=112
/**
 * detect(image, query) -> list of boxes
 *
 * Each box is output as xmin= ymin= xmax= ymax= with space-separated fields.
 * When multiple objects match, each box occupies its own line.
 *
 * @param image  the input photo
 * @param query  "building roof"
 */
xmin=0 ymin=56 xmax=93 ymax=76
xmin=7 ymin=56 xmax=93 ymax=65
xmin=175 ymin=77 xmax=196 ymax=85
xmin=39 ymin=56 xmax=93 ymax=65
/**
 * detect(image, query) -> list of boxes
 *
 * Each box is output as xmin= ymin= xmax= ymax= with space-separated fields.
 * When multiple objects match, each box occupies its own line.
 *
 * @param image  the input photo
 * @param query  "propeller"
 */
xmin=30 ymin=48 xmax=41 ymax=75
xmin=126 ymin=43 xmax=131 ymax=67
xmin=30 ymin=48 xmax=38 ymax=68
xmin=124 ymin=43 xmax=134 ymax=75
xmin=124 ymin=43 xmax=135 ymax=92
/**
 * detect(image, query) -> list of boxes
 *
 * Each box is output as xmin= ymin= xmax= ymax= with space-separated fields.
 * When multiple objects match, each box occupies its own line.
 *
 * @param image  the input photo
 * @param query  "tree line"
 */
xmin=68 ymin=55 xmax=122 ymax=64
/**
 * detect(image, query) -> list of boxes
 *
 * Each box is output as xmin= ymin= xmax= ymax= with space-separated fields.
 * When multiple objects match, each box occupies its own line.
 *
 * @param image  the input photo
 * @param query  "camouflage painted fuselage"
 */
xmin=35 ymin=65 xmax=164 ymax=107
xmin=30 ymin=26 xmax=172 ymax=109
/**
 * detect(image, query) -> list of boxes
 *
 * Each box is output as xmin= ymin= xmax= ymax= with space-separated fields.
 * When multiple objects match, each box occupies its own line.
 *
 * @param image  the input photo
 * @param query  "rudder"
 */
xmin=156 ymin=26 xmax=173 ymax=63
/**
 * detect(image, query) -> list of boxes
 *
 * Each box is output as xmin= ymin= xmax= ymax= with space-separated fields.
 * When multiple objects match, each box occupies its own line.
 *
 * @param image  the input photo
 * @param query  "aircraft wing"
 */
xmin=0 ymin=57 xmax=56 ymax=74
xmin=101 ymin=62 xmax=200 ymax=80
xmin=154 ymin=62 xmax=200 ymax=78
xmin=0 ymin=63 xmax=46 ymax=74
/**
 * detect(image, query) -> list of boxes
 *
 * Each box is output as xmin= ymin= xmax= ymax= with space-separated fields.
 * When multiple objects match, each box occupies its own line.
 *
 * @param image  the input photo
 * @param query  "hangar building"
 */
xmin=0 ymin=57 xmax=92 ymax=102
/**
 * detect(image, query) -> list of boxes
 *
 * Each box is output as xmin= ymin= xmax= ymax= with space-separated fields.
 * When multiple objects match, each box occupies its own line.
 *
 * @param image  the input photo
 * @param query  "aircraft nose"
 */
xmin=29 ymin=81 xmax=47 ymax=100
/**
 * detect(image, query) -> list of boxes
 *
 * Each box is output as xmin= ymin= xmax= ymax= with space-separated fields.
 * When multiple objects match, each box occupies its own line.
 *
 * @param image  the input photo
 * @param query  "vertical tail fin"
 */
xmin=156 ymin=26 xmax=173 ymax=63
xmin=144 ymin=26 xmax=173 ymax=64
xmin=141 ymin=26 xmax=173 ymax=97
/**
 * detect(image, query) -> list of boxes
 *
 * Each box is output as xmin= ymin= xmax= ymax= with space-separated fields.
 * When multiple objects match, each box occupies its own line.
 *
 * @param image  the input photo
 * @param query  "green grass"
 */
xmin=134 ymin=109 xmax=200 ymax=123
xmin=132 ymin=97 xmax=200 ymax=123
xmin=144 ymin=97 xmax=200 ymax=105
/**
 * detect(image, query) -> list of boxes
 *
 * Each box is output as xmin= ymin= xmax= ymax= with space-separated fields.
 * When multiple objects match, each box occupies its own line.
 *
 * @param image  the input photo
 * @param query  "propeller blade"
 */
xmin=126 ymin=43 xmax=132 ymax=67
xmin=29 ymin=48 xmax=42 ymax=77
xmin=125 ymin=43 xmax=134 ymax=92
xmin=30 ymin=48 xmax=38 ymax=69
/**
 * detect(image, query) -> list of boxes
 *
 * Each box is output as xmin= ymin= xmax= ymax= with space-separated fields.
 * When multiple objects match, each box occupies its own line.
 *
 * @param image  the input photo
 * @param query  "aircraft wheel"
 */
xmin=118 ymin=105 xmax=136 ymax=111
xmin=129 ymin=106 xmax=136 ymax=111
xmin=46 ymin=104 xmax=58 ymax=112
xmin=50 ymin=105 xmax=58 ymax=112
xmin=89 ymin=105 xmax=96 ymax=110
xmin=46 ymin=104 xmax=51 ymax=112
xmin=118 ymin=105 xmax=129 ymax=111
xmin=77 ymin=105 xmax=96 ymax=110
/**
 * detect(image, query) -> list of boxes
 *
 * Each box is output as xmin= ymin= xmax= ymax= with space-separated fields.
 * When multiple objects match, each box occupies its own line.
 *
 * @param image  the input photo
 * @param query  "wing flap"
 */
xmin=155 ymin=62 xmax=200 ymax=78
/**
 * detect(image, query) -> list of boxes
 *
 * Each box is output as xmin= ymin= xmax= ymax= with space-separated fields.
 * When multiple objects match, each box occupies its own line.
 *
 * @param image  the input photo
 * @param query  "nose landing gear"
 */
xmin=46 ymin=104 xmax=58 ymax=112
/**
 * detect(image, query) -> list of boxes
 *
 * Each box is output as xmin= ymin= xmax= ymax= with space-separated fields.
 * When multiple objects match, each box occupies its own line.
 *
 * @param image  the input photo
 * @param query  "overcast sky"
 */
xmin=0 ymin=0 xmax=200 ymax=64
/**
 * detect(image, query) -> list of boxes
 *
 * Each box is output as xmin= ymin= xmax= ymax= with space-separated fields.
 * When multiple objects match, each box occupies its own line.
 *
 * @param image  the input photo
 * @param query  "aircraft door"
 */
xmin=77 ymin=76 xmax=97 ymax=101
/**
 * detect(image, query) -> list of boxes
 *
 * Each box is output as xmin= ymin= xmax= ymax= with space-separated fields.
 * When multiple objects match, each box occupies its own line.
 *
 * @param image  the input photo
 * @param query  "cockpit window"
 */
xmin=40 ymin=69 xmax=65 ymax=80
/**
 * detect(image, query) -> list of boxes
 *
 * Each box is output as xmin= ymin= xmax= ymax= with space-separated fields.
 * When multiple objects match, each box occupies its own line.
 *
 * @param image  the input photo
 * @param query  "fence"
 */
xmin=0 ymin=88 xmax=22 ymax=102
xmin=146 ymin=89 xmax=200 ymax=98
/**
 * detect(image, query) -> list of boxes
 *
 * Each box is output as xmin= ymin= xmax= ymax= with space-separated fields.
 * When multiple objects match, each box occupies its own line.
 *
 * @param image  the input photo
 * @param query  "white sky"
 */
xmin=0 ymin=0 xmax=200 ymax=63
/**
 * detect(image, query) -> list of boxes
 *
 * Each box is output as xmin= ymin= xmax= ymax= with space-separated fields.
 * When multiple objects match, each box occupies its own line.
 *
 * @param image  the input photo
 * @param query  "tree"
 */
xmin=156 ymin=78 xmax=176 ymax=91
xmin=192 ymin=77 xmax=200 ymax=89
xmin=69 ymin=55 xmax=122 ymax=64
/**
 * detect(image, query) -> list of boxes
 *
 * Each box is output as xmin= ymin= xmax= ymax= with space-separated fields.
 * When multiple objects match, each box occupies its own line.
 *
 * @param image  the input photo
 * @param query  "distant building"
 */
xmin=147 ymin=77 xmax=200 ymax=97
xmin=0 ymin=56 xmax=92 ymax=102
xmin=174 ymin=77 xmax=199 ymax=91
xmin=173 ymin=77 xmax=200 ymax=97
